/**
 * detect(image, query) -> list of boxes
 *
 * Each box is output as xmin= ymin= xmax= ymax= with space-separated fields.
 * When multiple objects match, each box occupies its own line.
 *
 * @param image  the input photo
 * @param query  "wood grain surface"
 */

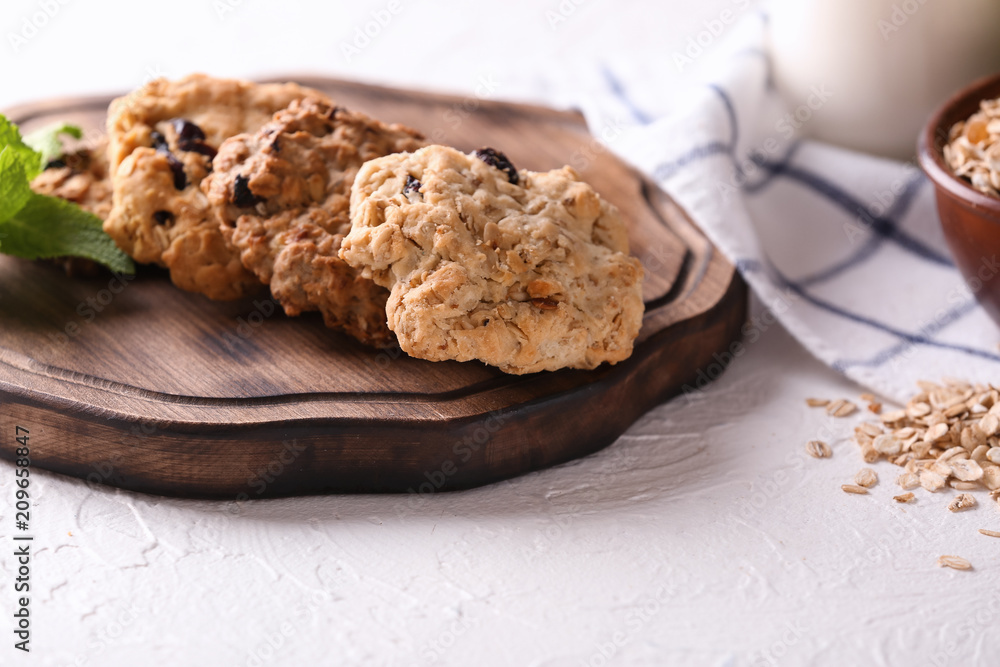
xmin=0 ymin=76 xmax=747 ymax=498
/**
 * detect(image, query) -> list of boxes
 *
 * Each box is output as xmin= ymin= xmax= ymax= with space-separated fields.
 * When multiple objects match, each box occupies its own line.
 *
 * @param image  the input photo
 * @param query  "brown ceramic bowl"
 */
xmin=919 ymin=72 xmax=1000 ymax=326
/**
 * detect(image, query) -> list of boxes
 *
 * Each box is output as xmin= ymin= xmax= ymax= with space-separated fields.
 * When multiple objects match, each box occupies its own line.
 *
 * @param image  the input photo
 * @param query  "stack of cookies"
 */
xmin=32 ymin=74 xmax=645 ymax=375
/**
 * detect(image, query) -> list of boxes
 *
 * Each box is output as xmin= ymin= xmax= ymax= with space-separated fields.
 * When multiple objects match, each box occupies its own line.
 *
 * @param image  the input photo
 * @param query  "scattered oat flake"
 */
xmin=979 ymin=528 xmax=1000 ymax=538
xmin=857 ymin=422 xmax=883 ymax=437
xmin=855 ymin=468 xmax=878 ymax=488
xmin=951 ymin=481 xmax=981 ymax=491
xmin=980 ymin=413 xmax=1000 ymax=436
xmin=806 ymin=440 xmax=832 ymax=459
xmin=948 ymin=493 xmax=977 ymax=512
xmin=951 ymin=458 xmax=984 ymax=482
xmin=894 ymin=493 xmax=915 ymax=503
xmin=827 ymin=399 xmax=858 ymax=418
xmin=806 ymin=398 xmax=830 ymax=408
xmin=842 ymin=484 xmax=869 ymax=495
xmin=938 ymin=555 xmax=972 ymax=571
xmin=925 ymin=423 xmax=950 ymax=443
xmin=920 ymin=469 xmax=947 ymax=492
xmin=868 ymin=402 xmax=882 ymax=414
xmin=880 ymin=409 xmax=907 ymax=423
xmin=897 ymin=472 xmax=919 ymax=490
xmin=873 ymin=434 xmax=901 ymax=456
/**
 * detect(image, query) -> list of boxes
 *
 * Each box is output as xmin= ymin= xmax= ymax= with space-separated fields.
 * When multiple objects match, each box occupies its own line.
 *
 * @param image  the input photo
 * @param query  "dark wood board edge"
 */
xmin=0 ymin=270 xmax=745 ymax=498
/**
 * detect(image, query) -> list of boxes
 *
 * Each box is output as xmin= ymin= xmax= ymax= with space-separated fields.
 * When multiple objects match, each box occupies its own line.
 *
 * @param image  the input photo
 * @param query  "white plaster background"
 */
xmin=1 ymin=1 xmax=999 ymax=665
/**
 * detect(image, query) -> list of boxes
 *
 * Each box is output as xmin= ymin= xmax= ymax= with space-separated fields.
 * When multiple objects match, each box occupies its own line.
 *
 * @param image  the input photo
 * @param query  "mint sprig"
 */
xmin=0 ymin=114 xmax=134 ymax=275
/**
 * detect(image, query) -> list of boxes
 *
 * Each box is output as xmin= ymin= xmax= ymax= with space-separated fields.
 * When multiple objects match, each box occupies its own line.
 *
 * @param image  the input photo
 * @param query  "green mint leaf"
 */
xmin=0 ymin=194 xmax=135 ymax=274
xmin=0 ymin=113 xmax=44 ymax=180
xmin=0 ymin=146 xmax=33 ymax=224
xmin=24 ymin=122 xmax=83 ymax=166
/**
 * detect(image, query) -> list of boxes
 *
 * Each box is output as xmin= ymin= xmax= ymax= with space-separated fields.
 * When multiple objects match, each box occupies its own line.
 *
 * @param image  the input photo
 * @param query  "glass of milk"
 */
xmin=768 ymin=0 xmax=1000 ymax=159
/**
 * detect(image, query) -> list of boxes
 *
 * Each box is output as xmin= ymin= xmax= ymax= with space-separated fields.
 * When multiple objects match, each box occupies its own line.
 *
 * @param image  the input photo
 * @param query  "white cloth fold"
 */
xmin=603 ymin=14 xmax=1000 ymax=402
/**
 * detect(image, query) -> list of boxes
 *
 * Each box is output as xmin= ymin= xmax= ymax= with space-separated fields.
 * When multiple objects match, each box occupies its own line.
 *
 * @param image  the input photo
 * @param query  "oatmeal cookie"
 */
xmin=30 ymin=137 xmax=112 ymax=277
xmin=31 ymin=136 xmax=113 ymax=219
xmin=105 ymin=74 xmax=326 ymax=300
xmin=340 ymin=145 xmax=645 ymax=374
xmin=203 ymin=97 xmax=425 ymax=345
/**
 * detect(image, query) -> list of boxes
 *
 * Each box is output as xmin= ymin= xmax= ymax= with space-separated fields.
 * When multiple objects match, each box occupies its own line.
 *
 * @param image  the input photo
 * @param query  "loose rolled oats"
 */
xmin=937 ymin=555 xmax=972 ymax=570
xmin=834 ymin=382 xmax=1000 ymax=496
xmin=920 ymin=469 xmax=947 ymax=492
xmin=948 ymin=493 xmax=977 ymax=512
xmin=950 ymin=458 xmax=984 ymax=482
xmin=827 ymin=399 xmax=858 ymax=418
xmin=854 ymin=468 xmax=878 ymax=488
xmin=804 ymin=381 xmax=1000 ymax=570
xmin=806 ymin=440 xmax=832 ymax=459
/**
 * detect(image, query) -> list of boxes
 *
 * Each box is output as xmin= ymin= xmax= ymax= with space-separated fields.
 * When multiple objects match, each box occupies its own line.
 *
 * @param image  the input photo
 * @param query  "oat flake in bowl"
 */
xmin=943 ymin=96 xmax=1000 ymax=197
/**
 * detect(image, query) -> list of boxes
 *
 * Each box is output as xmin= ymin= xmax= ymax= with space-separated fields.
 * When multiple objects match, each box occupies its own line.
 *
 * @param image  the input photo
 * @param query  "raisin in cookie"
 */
xmin=202 ymin=97 xmax=425 ymax=345
xmin=340 ymin=145 xmax=645 ymax=374
xmin=105 ymin=74 xmax=326 ymax=300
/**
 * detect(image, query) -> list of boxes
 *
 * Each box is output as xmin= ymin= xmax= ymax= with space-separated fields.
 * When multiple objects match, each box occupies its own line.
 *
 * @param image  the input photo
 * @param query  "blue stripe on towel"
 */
xmin=653 ymin=142 xmax=733 ymax=181
xmin=747 ymin=158 xmax=952 ymax=267
xmin=707 ymin=84 xmax=739 ymax=150
xmin=736 ymin=258 xmax=1000 ymax=367
xmin=832 ymin=301 xmax=997 ymax=370
xmin=601 ymin=66 xmax=654 ymax=126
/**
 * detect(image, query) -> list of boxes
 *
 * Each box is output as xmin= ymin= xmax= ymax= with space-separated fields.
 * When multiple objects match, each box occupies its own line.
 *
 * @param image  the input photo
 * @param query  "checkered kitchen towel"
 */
xmin=596 ymin=14 xmax=1000 ymax=403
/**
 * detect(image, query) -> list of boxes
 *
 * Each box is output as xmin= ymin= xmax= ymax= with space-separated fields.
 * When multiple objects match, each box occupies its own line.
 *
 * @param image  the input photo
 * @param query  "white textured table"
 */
xmin=2 ymin=2 xmax=998 ymax=666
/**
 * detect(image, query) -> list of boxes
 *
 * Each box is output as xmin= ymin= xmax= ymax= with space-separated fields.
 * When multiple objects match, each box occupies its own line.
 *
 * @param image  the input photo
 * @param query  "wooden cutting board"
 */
xmin=0 ymin=77 xmax=746 ymax=498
